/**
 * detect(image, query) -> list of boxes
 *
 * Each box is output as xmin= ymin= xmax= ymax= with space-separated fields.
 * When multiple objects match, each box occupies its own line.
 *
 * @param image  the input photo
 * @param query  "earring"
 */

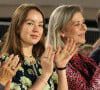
xmin=62 ymin=34 xmax=65 ymax=38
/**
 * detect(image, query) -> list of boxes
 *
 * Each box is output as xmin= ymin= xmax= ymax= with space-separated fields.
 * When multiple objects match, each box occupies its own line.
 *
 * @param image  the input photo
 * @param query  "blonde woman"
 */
xmin=46 ymin=4 xmax=100 ymax=90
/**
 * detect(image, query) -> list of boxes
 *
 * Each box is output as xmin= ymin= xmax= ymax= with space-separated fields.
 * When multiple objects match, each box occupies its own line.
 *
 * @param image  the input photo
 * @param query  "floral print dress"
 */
xmin=0 ymin=56 xmax=54 ymax=90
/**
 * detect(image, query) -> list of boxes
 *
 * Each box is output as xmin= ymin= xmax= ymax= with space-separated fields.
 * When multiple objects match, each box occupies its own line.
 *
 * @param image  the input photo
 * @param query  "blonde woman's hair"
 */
xmin=46 ymin=5 xmax=82 ymax=51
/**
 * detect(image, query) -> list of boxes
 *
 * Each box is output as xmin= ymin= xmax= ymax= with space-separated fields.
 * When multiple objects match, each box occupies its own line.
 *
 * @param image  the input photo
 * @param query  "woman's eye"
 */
xmin=74 ymin=23 xmax=80 ymax=26
xmin=38 ymin=24 xmax=43 ymax=27
xmin=27 ymin=22 xmax=33 ymax=25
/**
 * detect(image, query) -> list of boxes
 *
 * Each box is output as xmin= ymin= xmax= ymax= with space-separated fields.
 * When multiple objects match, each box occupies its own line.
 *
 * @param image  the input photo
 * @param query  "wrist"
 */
xmin=56 ymin=66 xmax=66 ymax=71
xmin=0 ymin=79 xmax=5 ymax=86
xmin=42 ymin=73 xmax=51 ymax=78
xmin=42 ymin=71 xmax=52 ymax=77
xmin=39 ymin=74 xmax=50 ymax=85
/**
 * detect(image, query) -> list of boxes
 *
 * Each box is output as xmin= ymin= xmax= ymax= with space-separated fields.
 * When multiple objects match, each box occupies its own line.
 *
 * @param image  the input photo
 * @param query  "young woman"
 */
xmin=46 ymin=4 xmax=100 ymax=90
xmin=0 ymin=3 xmax=72 ymax=90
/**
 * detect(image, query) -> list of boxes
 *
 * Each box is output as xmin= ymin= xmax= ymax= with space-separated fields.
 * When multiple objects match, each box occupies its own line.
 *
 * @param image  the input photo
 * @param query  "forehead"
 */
xmin=26 ymin=9 xmax=43 ymax=21
xmin=71 ymin=12 xmax=84 ymax=22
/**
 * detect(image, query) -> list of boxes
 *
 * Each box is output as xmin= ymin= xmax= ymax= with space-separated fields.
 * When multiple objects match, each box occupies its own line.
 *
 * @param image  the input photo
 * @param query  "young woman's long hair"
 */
xmin=0 ymin=3 xmax=45 ymax=61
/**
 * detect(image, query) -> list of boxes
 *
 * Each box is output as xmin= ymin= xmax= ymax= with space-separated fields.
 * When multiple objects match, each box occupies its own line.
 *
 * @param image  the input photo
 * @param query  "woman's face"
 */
xmin=63 ymin=12 xmax=87 ymax=46
xmin=20 ymin=9 xmax=44 ymax=46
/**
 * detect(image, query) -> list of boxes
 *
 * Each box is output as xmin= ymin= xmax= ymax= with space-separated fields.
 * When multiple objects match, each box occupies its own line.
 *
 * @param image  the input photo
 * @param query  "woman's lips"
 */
xmin=31 ymin=35 xmax=38 ymax=39
xmin=78 ymin=33 xmax=85 ymax=38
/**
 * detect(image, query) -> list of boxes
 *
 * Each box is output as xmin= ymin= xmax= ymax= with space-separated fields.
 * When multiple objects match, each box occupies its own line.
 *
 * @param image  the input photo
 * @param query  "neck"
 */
xmin=22 ymin=45 xmax=33 ymax=57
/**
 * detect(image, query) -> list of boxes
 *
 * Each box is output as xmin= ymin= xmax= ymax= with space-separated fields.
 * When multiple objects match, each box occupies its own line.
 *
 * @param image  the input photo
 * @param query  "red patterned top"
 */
xmin=66 ymin=53 xmax=100 ymax=90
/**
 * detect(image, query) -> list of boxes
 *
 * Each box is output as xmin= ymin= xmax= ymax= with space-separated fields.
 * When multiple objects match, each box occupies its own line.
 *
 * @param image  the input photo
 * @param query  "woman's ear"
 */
xmin=59 ymin=31 xmax=65 ymax=38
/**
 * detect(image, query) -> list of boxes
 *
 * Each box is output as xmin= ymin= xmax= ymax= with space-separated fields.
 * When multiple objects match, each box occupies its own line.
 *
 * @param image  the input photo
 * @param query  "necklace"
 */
xmin=24 ymin=58 xmax=36 ymax=65
xmin=24 ymin=55 xmax=33 ymax=58
xmin=24 ymin=56 xmax=36 ymax=65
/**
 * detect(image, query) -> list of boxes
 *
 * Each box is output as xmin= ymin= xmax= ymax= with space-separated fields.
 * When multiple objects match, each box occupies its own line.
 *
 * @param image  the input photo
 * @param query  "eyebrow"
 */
xmin=72 ymin=20 xmax=85 ymax=23
xmin=73 ymin=21 xmax=80 ymax=23
xmin=25 ymin=19 xmax=43 ymax=23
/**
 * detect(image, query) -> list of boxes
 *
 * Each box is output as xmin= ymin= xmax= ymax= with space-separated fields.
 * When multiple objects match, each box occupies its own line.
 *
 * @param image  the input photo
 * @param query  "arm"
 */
xmin=55 ymin=38 xmax=78 ymax=90
xmin=28 ymin=74 xmax=51 ymax=90
xmin=4 ymin=80 xmax=12 ymax=90
xmin=28 ymin=46 xmax=55 ymax=90
xmin=93 ymin=38 xmax=100 ymax=49
xmin=57 ymin=70 xmax=68 ymax=90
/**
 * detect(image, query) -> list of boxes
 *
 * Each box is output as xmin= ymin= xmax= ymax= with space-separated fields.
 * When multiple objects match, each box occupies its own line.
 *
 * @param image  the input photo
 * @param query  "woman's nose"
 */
xmin=32 ymin=24 xmax=38 ymax=32
xmin=82 ymin=24 xmax=87 ymax=31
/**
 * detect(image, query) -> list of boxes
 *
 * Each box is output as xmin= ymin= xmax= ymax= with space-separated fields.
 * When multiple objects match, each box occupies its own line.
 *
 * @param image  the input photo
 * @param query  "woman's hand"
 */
xmin=29 ymin=46 xmax=55 ymax=90
xmin=41 ymin=46 xmax=55 ymax=76
xmin=0 ymin=54 xmax=21 ymax=86
xmin=55 ymin=38 xmax=78 ymax=68
xmin=0 ymin=61 xmax=11 ymax=90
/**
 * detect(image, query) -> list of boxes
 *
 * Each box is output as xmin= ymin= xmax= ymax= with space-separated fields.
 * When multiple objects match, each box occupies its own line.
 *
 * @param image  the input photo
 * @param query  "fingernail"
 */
xmin=10 ymin=54 xmax=14 ymax=57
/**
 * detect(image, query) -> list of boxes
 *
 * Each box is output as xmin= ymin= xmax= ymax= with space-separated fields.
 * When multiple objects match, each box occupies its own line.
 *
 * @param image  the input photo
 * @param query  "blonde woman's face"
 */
xmin=63 ymin=12 xmax=87 ymax=46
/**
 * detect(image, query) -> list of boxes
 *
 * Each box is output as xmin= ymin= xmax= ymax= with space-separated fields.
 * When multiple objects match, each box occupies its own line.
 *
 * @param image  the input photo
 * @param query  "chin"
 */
xmin=29 ymin=41 xmax=39 ymax=45
xmin=77 ymin=40 xmax=86 ymax=46
xmin=83 ymin=39 xmax=86 ymax=44
xmin=33 ymin=42 xmax=39 ymax=45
